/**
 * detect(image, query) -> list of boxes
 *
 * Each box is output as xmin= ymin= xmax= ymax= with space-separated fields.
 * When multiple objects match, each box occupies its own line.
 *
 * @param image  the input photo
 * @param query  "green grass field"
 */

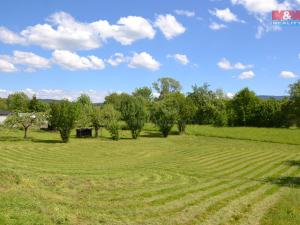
xmin=0 ymin=126 xmax=300 ymax=225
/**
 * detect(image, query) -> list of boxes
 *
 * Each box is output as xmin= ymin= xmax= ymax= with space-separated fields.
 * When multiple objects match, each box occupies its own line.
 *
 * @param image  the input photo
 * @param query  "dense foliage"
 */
xmin=101 ymin=104 xmax=121 ymax=140
xmin=2 ymin=78 xmax=300 ymax=141
xmin=120 ymin=96 xmax=148 ymax=139
xmin=4 ymin=112 xmax=45 ymax=138
xmin=49 ymin=100 xmax=78 ymax=142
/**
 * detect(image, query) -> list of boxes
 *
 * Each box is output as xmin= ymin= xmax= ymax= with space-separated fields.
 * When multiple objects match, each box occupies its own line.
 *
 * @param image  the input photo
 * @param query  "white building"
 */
xmin=0 ymin=110 xmax=11 ymax=124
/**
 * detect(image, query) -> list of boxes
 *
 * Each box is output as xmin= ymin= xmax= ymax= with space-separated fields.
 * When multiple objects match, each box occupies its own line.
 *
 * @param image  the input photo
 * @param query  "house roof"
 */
xmin=0 ymin=110 xmax=11 ymax=116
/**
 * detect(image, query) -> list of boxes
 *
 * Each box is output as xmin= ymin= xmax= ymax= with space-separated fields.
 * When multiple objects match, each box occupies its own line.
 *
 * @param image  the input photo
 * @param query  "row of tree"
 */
xmin=2 ymin=78 xmax=300 ymax=142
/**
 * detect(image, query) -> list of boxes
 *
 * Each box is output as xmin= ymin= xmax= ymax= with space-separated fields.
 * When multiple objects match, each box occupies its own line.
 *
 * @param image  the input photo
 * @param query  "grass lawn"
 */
xmin=0 ymin=126 xmax=300 ymax=225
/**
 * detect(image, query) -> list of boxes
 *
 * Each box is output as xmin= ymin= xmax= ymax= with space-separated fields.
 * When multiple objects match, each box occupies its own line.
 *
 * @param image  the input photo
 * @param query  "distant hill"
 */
xmin=39 ymin=99 xmax=62 ymax=103
xmin=257 ymin=95 xmax=287 ymax=100
xmin=39 ymin=99 xmax=104 ymax=105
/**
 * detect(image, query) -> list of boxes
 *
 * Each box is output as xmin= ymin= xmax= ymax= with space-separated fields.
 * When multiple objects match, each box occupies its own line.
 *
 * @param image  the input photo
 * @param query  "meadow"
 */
xmin=0 ymin=126 xmax=300 ymax=225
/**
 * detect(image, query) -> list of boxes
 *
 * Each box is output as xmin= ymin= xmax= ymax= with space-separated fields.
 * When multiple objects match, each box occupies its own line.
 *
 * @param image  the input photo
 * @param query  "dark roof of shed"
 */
xmin=0 ymin=110 xmax=11 ymax=115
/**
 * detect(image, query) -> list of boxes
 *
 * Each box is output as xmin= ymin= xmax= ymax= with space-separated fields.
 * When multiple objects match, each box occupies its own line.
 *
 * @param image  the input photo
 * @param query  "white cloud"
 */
xmin=21 ymin=12 xmax=103 ymax=50
xmin=0 ymin=58 xmax=17 ymax=72
xmin=231 ymin=0 xmax=290 ymax=14
xmin=227 ymin=92 xmax=235 ymax=98
xmin=210 ymin=8 xmax=242 ymax=22
xmin=174 ymin=9 xmax=195 ymax=17
xmin=0 ymin=88 xmax=109 ymax=103
xmin=231 ymin=0 xmax=291 ymax=38
xmin=12 ymin=51 xmax=51 ymax=71
xmin=154 ymin=14 xmax=186 ymax=39
xmin=0 ymin=27 xmax=26 ymax=45
xmin=93 ymin=16 xmax=155 ymax=45
xmin=0 ymin=12 xmax=156 ymax=51
xmin=218 ymin=58 xmax=253 ymax=70
xmin=167 ymin=54 xmax=189 ymax=65
xmin=218 ymin=58 xmax=232 ymax=70
xmin=239 ymin=70 xmax=255 ymax=79
xmin=128 ymin=52 xmax=160 ymax=71
xmin=52 ymin=50 xmax=105 ymax=71
xmin=280 ymin=71 xmax=297 ymax=78
xmin=107 ymin=53 xmax=127 ymax=66
xmin=209 ymin=22 xmax=227 ymax=30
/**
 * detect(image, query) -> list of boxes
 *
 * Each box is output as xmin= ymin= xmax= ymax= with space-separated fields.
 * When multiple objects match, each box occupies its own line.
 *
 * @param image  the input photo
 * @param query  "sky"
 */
xmin=0 ymin=0 xmax=299 ymax=102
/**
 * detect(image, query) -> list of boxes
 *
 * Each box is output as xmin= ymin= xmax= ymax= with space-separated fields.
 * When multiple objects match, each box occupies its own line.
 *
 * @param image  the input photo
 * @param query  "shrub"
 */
xmin=120 ymin=96 xmax=148 ymax=139
xmin=49 ymin=100 xmax=78 ymax=143
xmin=151 ymin=98 xmax=178 ymax=137
xmin=101 ymin=104 xmax=120 ymax=140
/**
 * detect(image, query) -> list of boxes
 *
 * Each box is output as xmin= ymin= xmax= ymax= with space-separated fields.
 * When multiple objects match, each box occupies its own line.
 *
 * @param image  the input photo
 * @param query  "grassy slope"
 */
xmin=186 ymin=125 xmax=300 ymax=145
xmin=0 ymin=126 xmax=299 ymax=225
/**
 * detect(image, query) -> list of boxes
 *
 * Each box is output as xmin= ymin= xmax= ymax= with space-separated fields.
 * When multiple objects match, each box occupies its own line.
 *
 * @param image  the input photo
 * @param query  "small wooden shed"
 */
xmin=76 ymin=128 xmax=92 ymax=138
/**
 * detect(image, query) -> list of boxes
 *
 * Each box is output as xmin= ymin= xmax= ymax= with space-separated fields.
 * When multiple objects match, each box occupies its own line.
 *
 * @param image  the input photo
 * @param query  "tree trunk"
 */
xmin=24 ymin=127 xmax=28 ymax=139
xmin=95 ymin=128 xmax=99 ymax=137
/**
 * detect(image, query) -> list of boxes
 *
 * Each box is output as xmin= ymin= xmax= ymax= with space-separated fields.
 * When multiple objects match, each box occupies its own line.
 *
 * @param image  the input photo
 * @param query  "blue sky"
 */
xmin=0 ymin=0 xmax=299 ymax=102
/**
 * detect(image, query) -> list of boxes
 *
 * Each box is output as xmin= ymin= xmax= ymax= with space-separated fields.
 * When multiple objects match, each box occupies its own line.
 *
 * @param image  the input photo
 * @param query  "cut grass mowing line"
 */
xmin=200 ymin=168 xmax=300 ymax=225
xmin=131 ymin=151 xmax=285 ymax=207
xmin=131 ymin=156 xmax=293 ymax=221
xmin=1 ymin=127 xmax=300 ymax=224
xmin=192 ymin=133 xmax=300 ymax=146
xmin=187 ymin=166 xmax=300 ymax=225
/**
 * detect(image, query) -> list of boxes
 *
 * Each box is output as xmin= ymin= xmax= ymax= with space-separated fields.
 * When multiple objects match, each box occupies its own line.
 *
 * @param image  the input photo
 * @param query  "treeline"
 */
xmin=1 ymin=77 xmax=300 ymax=142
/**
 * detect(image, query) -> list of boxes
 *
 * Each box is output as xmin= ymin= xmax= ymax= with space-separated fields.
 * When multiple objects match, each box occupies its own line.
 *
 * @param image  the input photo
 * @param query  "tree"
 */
xmin=4 ymin=112 xmax=45 ymax=138
xmin=151 ymin=97 xmax=178 ymax=137
xmin=187 ymin=84 xmax=222 ymax=124
xmin=253 ymin=99 xmax=282 ymax=127
xmin=132 ymin=87 xmax=153 ymax=102
xmin=228 ymin=88 xmax=259 ymax=126
xmin=49 ymin=100 xmax=78 ymax=143
xmin=7 ymin=92 xmax=30 ymax=112
xmin=0 ymin=98 xmax=7 ymax=110
xmin=29 ymin=95 xmax=48 ymax=112
xmin=165 ymin=93 xmax=196 ymax=133
xmin=104 ymin=93 xmax=130 ymax=111
xmin=152 ymin=77 xmax=182 ymax=98
xmin=90 ymin=106 xmax=103 ymax=137
xmin=120 ymin=96 xmax=148 ymax=139
xmin=76 ymin=94 xmax=93 ymax=128
xmin=101 ymin=104 xmax=120 ymax=140
xmin=288 ymin=80 xmax=300 ymax=127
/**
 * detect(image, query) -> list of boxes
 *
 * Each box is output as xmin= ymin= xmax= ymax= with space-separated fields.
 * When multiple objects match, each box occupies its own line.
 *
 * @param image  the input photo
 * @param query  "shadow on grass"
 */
xmin=141 ymin=131 xmax=163 ymax=138
xmin=264 ymin=159 xmax=300 ymax=188
xmin=0 ymin=136 xmax=27 ymax=142
xmin=286 ymin=160 xmax=300 ymax=166
xmin=141 ymin=131 xmax=180 ymax=138
xmin=264 ymin=176 xmax=300 ymax=188
xmin=31 ymin=139 xmax=62 ymax=144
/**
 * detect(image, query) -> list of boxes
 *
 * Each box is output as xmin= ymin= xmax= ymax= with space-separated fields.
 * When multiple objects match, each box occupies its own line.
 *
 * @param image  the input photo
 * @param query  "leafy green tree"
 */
xmin=253 ymin=99 xmax=282 ymax=127
xmin=90 ymin=106 xmax=103 ymax=137
xmin=151 ymin=97 xmax=178 ymax=137
xmin=7 ymin=92 xmax=30 ymax=112
xmin=4 ymin=112 xmax=45 ymax=138
xmin=165 ymin=93 xmax=196 ymax=133
xmin=29 ymin=95 xmax=48 ymax=112
xmin=120 ymin=96 xmax=148 ymax=139
xmin=0 ymin=98 xmax=7 ymax=110
xmin=132 ymin=87 xmax=153 ymax=102
xmin=76 ymin=94 xmax=93 ymax=128
xmin=288 ymin=80 xmax=300 ymax=127
xmin=104 ymin=93 xmax=130 ymax=111
xmin=152 ymin=77 xmax=182 ymax=98
xmin=49 ymin=100 xmax=78 ymax=143
xmin=228 ymin=88 xmax=259 ymax=126
xmin=187 ymin=84 xmax=222 ymax=124
xmin=101 ymin=104 xmax=120 ymax=140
